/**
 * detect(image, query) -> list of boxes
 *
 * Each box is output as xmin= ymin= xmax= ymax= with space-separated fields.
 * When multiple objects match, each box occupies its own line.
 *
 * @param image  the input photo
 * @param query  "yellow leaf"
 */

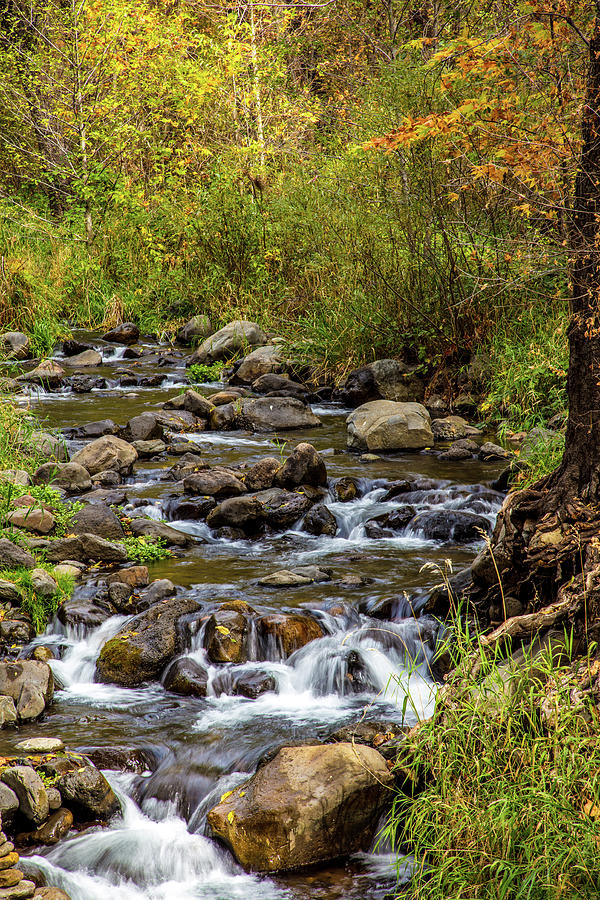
xmin=227 ymin=810 xmax=235 ymax=824
xmin=216 ymin=626 xmax=231 ymax=636
xmin=220 ymin=790 xmax=234 ymax=802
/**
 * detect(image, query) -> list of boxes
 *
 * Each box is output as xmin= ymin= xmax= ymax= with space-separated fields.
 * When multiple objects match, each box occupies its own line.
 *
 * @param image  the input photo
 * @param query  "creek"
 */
xmin=0 ymin=332 xmax=505 ymax=899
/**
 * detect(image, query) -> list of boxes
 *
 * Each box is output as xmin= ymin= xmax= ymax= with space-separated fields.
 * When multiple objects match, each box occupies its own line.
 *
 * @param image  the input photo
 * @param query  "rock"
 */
xmin=302 ymin=504 xmax=337 ymax=536
xmin=0 ymin=880 xmax=36 ymax=898
xmin=431 ymin=415 xmax=477 ymax=441
xmin=128 ymin=518 xmax=192 ymax=547
xmin=70 ymin=375 xmax=106 ymax=393
xmin=0 ymin=699 xmax=17 ymax=728
xmin=107 ymin=582 xmax=133 ymax=611
xmin=17 ymin=361 xmax=65 ymax=389
xmin=63 ymin=349 xmax=102 ymax=367
xmin=243 ymin=458 xmax=280 ymax=491
xmin=232 ymin=671 xmax=276 ymax=699
xmin=183 ymin=468 xmax=245 ymax=498
xmin=207 ymin=488 xmax=311 ymax=533
xmin=33 ymin=462 xmax=92 ymax=493
xmin=71 ymin=436 xmax=137 ymax=475
xmin=478 ymin=441 xmax=513 ymax=461
xmin=136 ymin=579 xmax=176 ymax=610
xmin=275 ymin=443 xmax=327 ymax=488
xmin=71 ymin=504 xmax=124 ymax=540
xmin=334 ymin=477 xmax=358 ymax=502
xmin=58 ymin=765 xmax=119 ymax=819
xmin=207 ymin=743 xmax=392 ymax=872
xmin=232 ymin=345 xmax=282 ymax=384
xmin=153 ymin=410 xmax=198 ymax=432
xmin=205 ymin=604 xmax=252 ymax=663
xmin=2 ymin=767 xmax=49 ymax=824
xmin=28 ymin=432 xmax=68 ymax=462
xmin=0 ymin=540 xmax=34 ymax=570
xmin=58 ymin=600 xmax=109 ymax=629
xmin=91 ymin=470 xmax=121 ymax=487
xmin=19 ymin=807 xmax=73 ymax=845
xmin=30 ymin=568 xmax=58 ymax=599
xmin=63 ymin=338 xmax=92 ymax=356
xmin=0 ymin=870 xmax=22 ymax=890
xmin=412 ymin=510 xmax=492 ymax=543
xmin=43 ymin=535 xmax=126 ymax=564
xmin=0 ymin=332 xmax=29 ymax=360
xmin=15 ymin=737 xmax=64 ymax=753
xmin=120 ymin=412 xmax=163 ymax=443
xmin=96 ymin=596 xmax=200 ymax=686
xmin=0 ymin=852 xmax=19 ymax=872
xmin=106 ymin=566 xmax=149 ymax=588
xmin=240 ymin=398 xmax=321 ymax=432
xmin=0 ymin=616 xmax=32 ymax=645
xmin=347 ymin=401 xmax=433 ymax=451
xmin=177 ymin=390 xmax=215 ymax=419
xmin=177 ymin=314 xmax=213 ymax=344
xmin=102 ymin=322 xmax=139 ymax=344
xmin=258 ymin=566 xmax=331 ymax=587
xmin=339 ymin=359 xmax=424 ymax=406
xmin=165 ymin=497 xmax=216 ymax=521
xmin=188 ymin=320 xmax=267 ymax=365
xmin=6 ymin=507 xmax=54 ymax=535
xmin=0 ymin=581 xmax=21 ymax=604
xmin=73 ymin=420 xmax=118 ymax=439
xmin=210 ymin=390 xmax=243 ymax=406
xmin=258 ymin=614 xmax=323 ymax=658
xmin=206 ymin=496 xmax=265 ymax=532
xmin=0 ymin=471 xmax=30 ymax=487
xmin=439 ymin=439 xmax=478 ymax=461
xmin=33 ymin=889 xmax=72 ymax=900
xmin=162 ymin=657 xmax=208 ymax=697
xmin=252 ymin=374 xmax=307 ymax=395
xmin=0 ymin=785 xmax=18 ymax=826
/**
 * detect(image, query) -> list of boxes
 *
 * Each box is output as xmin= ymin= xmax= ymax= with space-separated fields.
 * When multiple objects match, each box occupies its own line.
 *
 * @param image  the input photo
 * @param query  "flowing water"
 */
xmin=1 ymin=332 xmax=506 ymax=899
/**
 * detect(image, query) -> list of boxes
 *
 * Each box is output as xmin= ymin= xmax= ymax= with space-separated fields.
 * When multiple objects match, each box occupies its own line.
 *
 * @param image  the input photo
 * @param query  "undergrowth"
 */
xmin=187 ymin=362 xmax=225 ymax=384
xmin=0 ymin=564 xmax=74 ymax=632
xmin=123 ymin=536 xmax=171 ymax=563
xmin=386 ymin=614 xmax=600 ymax=900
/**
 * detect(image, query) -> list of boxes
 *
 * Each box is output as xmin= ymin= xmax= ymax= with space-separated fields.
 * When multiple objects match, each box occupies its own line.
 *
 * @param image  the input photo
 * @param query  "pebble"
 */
xmin=14 ymin=738 xmax=64 ymax=754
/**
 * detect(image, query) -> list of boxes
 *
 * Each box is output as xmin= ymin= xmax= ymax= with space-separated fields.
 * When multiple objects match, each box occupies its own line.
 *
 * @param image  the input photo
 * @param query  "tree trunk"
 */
xmin=472 ymin=12 xmax=600 ymax=643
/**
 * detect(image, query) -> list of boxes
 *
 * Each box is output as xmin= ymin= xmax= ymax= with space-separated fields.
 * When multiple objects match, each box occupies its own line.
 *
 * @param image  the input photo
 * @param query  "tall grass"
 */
xmin=386 ymin=619 xmax=600 ymax=900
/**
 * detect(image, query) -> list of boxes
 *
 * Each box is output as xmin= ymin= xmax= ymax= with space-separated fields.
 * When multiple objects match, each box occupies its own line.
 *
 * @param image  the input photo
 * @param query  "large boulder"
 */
xmin=240 ymin=398 xmax=321 ymax=433
xmin=71 ymin=435 xmax=137 ymax=475
xmin=96 ymin=597 xmax=200 ymax=686
xmin=346 ymin=400 xmax=433 ymax=451
xmin=102 ymin=322 xmax=139 ymax=344
xmin=338 ymin=359 xmax=425 ymax=407
xmin=188 ymin=320 xmax=267 ymax=365
xmin=177 ymin=315 xmax=213 ymax=344
xmin=0 ymin=332 xmax=29 ymax=360
xmin=232 ymin=345 xmax=283 ymax=384
xmin=0 ymin=660 xmax=54 ymax=721
xmin=207 ymin=743 xmax=393 ymax=872
xmin=57 ymin=764 xmax=119 ymax=819
xmin=183 ymin=468 xmax=245 ymax=498
xmin=17 ymin=360 xmax=65 ymax=388
xmin=275 ymin=443 xmax=327 ymax=488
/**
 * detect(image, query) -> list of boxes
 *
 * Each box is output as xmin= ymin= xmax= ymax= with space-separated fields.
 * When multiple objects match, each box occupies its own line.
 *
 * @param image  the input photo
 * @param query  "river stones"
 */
xmin=6 ymin=506 xmax=54 ymax=535
xmin=18 ymin=808 xmax=73 ymax=846
xmin=478 ymin=441 xmax=513 ymax=461
xmin=33 ymin=888 xmax=72 ymax=899
xmin=411 ymin=510 xmax=491 ymax=543
xmin=207 ymin=488 xmax=312 ymax=534
xmin=165 ymin=497 xmax=216 ymax=521
xmin=0 ymin=785 xmax=19 ymax=827
xmin=177 ymin=314 xmax=212 ymax=344
xmin=252 ymin=374 xmax=308 ymax=396
xmin=96 ymin=596 xmax=200 ymax=686
xmin=102 ymin=322 xmax=139 ymax=344
xmin=162 ymin=657 xmax=208 ymax=697
xmin=0 ymin=661 xmax=53 ymax=721
xmin=0 ymin=540 xmax=34 ymax=570
xmin=183 ymin=468 xmax=245 ymax=498
xmin=338 ymin=359 xmax=425 ymax=407
xmin=27 ymin=432 xmax=68 ymax=462
xmin=33 ymin=462 xmax=92 ymax=493
xmin=243 ymin=458 xmax=280 ymax=491
xmin=207 ymin=743 xmax=393 ymax=872
xmin=334 ymin=476 xmax=358 ymax=502
xmin=204 ymin=606 xmax=251 ymax=663
xmin=128 ymin=518 xmax=193 ymax=547
xmin=302 ymin=504 xmax=337 ymax=537
xmin=231 ymin=345 xmax=283 ymax=384
xmin=240 ymin=397 xmax=321 ymax=432
xmin=188 ymin=320 xmax=267 ymax=365
xmin=44 ymin=534 xmax=127 ymax=564
xmin=62 ymin=350 xmax=101 ymax=368
xmin=1 ymin=768 xmax=48 ymax=825
xmin=106 ymin=566 xmax=149 ymax=588
xmin=120 ymin=412 xmax=164 ymax=443
xmin=15 ymin=737 xmax=64 ymax=753
xmin=17 ymin=361 xmax=65 ymax=389
xmin=258 ymin=566 xmax=331 ymax=588
xmin=0 ymin=332 xmax=29 ymax=360
xmin=175 ymin=389 xmax=215 ymax=419
xmin=275 ymin=443 xmax=326 ymax=488
xmin=0 ymin=471 xmax=31 ymax=488
xmin=71 ymin=435 xmax=137 ymax=475
xmin=431 ymin=415 xmax=477 ymax=441
xmin=346 ymin=400 xmax=433 ymax=452
xmin=70 ymin=504 xmax=124 ymax=540
xmin=57 ymin=766 xmax=119 ymax=819
xmin=257 ymin=614 xmax=324 ymax=659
